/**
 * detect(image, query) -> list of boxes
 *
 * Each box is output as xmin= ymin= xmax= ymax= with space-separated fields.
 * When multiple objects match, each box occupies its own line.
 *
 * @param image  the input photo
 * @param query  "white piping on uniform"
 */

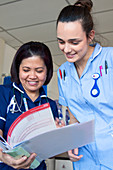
xmin=91 ymin=45 xmax=102 ymax=61
xmin=0 ymin=116 xmax=6 ymax=121
xmin=13 ymin=82 xmax=24 ymax=94
xmin=40 ymin=95 xmax=47 ymax=98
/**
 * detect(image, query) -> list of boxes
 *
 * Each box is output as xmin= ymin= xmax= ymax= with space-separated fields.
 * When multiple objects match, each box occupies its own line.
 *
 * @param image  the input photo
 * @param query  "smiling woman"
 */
xmin=19 ymin=56 xmax=47 ymax=101
xmin=0 ymin=41 xmax=59 ymax=170
xmin=56 ymin=0 xmax=113 ymax=170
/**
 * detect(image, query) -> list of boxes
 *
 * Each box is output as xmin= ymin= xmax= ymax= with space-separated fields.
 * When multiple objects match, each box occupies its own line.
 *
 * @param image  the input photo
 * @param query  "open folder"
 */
xmin=0 ymin=103 xmax=95 ymax=169
xmin=19 ymin=119 xmax=95 ymax=160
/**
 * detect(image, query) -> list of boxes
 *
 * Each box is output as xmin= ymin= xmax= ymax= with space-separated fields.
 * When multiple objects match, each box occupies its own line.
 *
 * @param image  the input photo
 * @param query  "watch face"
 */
xmin=92 ymin=73 xmax=100 ymax=79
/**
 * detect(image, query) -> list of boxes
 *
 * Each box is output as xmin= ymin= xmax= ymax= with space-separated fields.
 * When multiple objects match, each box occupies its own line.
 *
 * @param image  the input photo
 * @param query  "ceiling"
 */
xmin=0 ymin=0 xmax=113 ymax=67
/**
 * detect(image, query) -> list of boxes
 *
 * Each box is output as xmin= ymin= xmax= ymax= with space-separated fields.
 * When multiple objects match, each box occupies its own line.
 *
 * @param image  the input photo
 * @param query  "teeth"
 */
xmin=29 ymin=81 xmax=37 ymax=84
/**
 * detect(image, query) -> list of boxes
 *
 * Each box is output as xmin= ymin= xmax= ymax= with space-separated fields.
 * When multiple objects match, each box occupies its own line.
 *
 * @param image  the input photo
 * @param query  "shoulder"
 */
xmin=100 ymin=46 xmax=113 ymax=57
xmin=94 ymin=43 xmax=113 ymax=61
xmin=101 ymin=46 xmax=113 ymax=62
xmin=0 ymin=83 xmax=13 ymax=95
xmin=102 ymin=46 xmax=113 ymax=53
xmin=0 ymin=83 xmax=13 ymax=105
xmin=57 ymin=61 xmax=69 ymax=72
xmin=93 ymin=43 xmax=113 ymax=56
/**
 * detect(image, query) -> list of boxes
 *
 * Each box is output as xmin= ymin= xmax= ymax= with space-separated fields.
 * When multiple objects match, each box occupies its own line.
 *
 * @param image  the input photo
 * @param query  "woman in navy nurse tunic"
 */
xmin=0 ymin=41 xmax=58 ymax=170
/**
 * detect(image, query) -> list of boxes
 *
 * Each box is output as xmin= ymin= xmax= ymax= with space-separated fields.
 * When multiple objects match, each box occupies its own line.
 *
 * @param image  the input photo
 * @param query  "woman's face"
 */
xmin=57 ymin=21 xmax=93 ymax=64
xmin=19 ymin=56 xmax=47 ymax=95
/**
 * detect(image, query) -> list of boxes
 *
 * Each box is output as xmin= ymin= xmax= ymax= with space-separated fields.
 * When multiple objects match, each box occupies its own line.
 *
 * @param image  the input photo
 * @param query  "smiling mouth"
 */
xmin=65 ymin=53 xmax=76 ymax=58
xmin=66 ymin=54 xmax=75 ymax=59
xmin=28 ymin=81 xmax=38 ymax=85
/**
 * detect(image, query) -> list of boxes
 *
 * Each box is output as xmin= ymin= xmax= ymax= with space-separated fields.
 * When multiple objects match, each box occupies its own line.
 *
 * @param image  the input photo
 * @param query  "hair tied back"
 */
xmin=74 ymin=0 xmax=93 ymax=12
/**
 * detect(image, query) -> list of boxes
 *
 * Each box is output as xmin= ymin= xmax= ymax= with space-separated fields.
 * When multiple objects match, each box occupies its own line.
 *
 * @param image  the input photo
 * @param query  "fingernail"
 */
xmin=23 ymin=156 xmax=27 ymax=160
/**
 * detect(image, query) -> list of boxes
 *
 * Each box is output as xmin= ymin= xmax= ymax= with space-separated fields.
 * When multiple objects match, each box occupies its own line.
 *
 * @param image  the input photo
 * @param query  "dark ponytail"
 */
xmin=56 ymin=0 xmax=94 ymax=39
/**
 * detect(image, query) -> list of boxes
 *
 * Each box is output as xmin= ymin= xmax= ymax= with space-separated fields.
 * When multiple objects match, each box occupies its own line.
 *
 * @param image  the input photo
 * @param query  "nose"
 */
xmin=63 ymin=43 xmax=71 ymax=53
xmin=29 ymin=71 xmax=37 ymax=79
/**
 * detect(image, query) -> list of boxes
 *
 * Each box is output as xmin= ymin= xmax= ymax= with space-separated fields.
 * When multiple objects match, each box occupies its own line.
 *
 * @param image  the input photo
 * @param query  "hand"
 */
xmin=0 ymin=147 xmax=37 ymax=169
xmin=55 ymin=117 xmax=65 ymax=128
xmin=68 ymin=148 xmax=83 ymax=162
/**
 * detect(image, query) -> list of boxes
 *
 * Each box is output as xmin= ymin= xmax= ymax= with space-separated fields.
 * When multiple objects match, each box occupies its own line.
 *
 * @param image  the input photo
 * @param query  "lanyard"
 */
xmin=22 ymin=95 xmax=48 ymax=112
xmin=23 ymin=97 xmax=28 ymax=111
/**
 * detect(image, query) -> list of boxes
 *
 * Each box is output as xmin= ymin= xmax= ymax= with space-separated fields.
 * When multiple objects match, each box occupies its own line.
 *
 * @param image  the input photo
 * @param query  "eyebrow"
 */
xmin=57 ymin=37 xmax=63 ymax=41
xmin=57 ymin=37 xmax=80 ymax=42
xmin=22 ymin=66 xmax=44 ymax=69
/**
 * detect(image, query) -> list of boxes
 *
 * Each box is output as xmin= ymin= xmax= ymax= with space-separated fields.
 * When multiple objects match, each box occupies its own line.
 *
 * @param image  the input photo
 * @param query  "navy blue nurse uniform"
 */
xmin=0 ymin=82 xmax=58 ymax=170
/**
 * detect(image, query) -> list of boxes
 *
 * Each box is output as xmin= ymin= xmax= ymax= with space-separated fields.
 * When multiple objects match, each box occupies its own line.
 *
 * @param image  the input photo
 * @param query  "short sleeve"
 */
xmin=0 ymin=85 xmax=11 ymax=131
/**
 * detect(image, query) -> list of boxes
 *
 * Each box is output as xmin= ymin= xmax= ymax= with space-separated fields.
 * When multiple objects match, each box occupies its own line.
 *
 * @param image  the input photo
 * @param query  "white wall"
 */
xmin=47 ymin=63 xmax=59 ymax=100
xmin=0 ymin=39 xmax=16 ymax=83
xmin=3 ymin=44 xmax=16 ymax=75
xmin=0 ymin=38 xmax=5 ymax=80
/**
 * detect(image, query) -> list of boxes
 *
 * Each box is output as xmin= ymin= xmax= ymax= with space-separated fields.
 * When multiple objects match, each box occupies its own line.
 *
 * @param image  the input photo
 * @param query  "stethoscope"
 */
xmin=7 ymin=88 xmax=47 ymax=114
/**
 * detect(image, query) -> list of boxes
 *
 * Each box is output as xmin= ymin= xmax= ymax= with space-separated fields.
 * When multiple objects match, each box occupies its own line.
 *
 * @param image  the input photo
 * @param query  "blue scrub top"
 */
xmin=0 ymin=82 xmax=58 ymax=170
xmin=57 ymin=43 xmax=113 ymax=169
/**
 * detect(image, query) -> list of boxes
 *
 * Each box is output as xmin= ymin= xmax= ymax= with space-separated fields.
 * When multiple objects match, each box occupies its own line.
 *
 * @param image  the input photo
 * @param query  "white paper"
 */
xmin=7 ymin=103 xmax=56 ymax=146
xmin=18 ymin=119 xmax=95 ymax=162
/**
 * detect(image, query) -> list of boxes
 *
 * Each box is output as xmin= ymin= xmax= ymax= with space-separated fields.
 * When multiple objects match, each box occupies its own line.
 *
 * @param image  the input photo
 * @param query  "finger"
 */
xmin=55 ymin=117 xmax=59 ymax=121
xmin=55 ymin=118 xmax=59 ymax=124
xmin=4 ymin=154 xmax=28 ymax=167
xmin=0 ymin=147 xmax=3 ymax=151
xmin=60 ymin=120 xmax=65 ymax=126
xmin=1 ymin=152 xmax=36 ymax=169
xmin=55 ymin=121 xmax=59 ymax=128
xmin=70 ymin=154 xmax=83 ymax=162
xmin=68 ymin=150 xmax=74 ymax=157
xmin=17 ymin=153 xmax=37 ymax=169
xmin=72 ymin=148 xmax=78 ymax=155
xmin=68 ymin=150 xmax=83 ymax=161
xmin=55 ymin=117 xmax=65 ymax=127
xmin=55 ymin=118 xmax=63 ymax=128
xmin=11 ymin=153 xmax=36 ymax=169
xmin=55 ymin=117 xmax=60 ymax=124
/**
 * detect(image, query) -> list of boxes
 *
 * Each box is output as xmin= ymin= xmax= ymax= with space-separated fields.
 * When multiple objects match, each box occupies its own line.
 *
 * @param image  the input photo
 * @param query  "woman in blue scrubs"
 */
xmin=0 ymin=41 xmax=59 ymax=169
xmin=56 ymin=0 xmax=113 ymax=169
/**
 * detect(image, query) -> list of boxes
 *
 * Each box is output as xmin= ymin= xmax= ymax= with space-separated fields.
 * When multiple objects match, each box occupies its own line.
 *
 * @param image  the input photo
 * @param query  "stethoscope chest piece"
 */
xmin=90 ymin=73 xmax=100 ymax=97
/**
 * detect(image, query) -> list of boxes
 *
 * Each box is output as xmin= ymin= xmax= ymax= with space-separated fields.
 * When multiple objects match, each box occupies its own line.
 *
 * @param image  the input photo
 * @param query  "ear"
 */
xmin=88 ymin=30 xmax=95 ymax=43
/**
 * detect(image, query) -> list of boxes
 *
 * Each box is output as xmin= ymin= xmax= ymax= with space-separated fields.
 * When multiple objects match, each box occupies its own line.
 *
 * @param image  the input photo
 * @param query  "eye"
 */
xmin=70 ymin=40 xmax=81 ymax=45
xmin=23 ymin=69 xmax=30 ymax=72
xmin=36 ymin=69 xmax=44 ymax=73
xmin=72 ymin=42 xmax=79 ymax=45
xmin=59 ymin=41 xmax=64 ymax=44
xmin=58 ymin=40 xmax=65 ymax=45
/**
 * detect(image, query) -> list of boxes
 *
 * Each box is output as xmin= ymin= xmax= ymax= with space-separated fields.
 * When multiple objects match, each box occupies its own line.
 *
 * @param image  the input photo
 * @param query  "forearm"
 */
xmin=67 ymin=107 xmax=79 ymax=124
xmin=0 ymin=129 xmax=3 ymax=161
xmin=67 ymin=108 xmax=83 ymax=161
xmin=0 ymin=129 xmax=3 ymax=137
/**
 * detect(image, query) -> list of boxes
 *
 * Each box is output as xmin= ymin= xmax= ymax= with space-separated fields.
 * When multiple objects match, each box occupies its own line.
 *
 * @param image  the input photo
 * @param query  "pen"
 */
xmin=59 ymin=69 xmax=62 ymax=79
xmin=99 ymin=65 xmax=103 ymax=76
xmin=105 ymin=60 xmax=108 ymax=74
xmin=58 ymin=110 xmax=63 ymax=125
xmin=63 ymin=70 xmax=66 ymax=80
xmin=0 ymin=135 xmax=12 ymax=150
